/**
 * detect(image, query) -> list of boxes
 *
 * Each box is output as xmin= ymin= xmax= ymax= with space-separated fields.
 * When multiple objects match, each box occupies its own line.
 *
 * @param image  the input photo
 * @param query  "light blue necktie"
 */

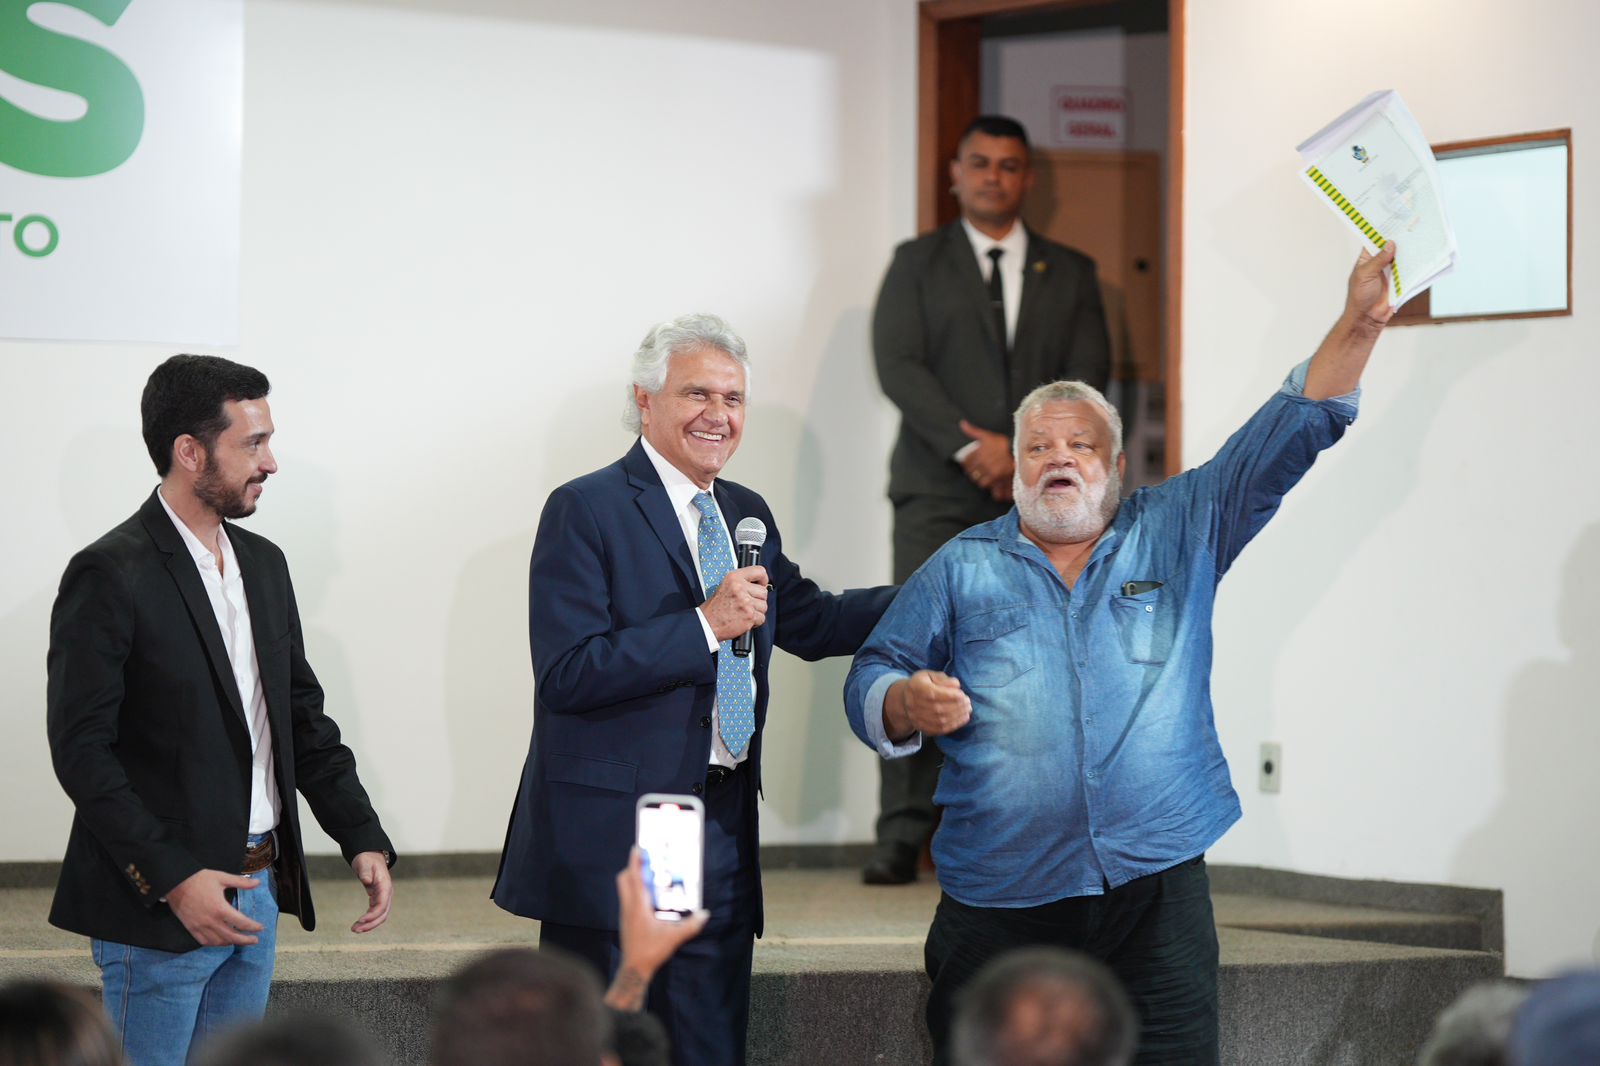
xmin=693 ymin=491 xmax=755 ymax=758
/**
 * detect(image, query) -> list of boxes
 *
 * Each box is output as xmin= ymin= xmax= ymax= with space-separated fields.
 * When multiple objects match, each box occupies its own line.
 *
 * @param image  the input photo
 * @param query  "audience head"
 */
xmin=1416 ymin=981 xmax=1528 ymax=1066
xmin=430 ymin=948 xmax=616 ymax=1066
xmin=1508 ymin=969 xmax=1600 ymax=1066
xmin=141 ymin=354 xmax=270 ymax=478
xmin=192 ymin=1011 xmax=387 ymax=1066
xmin=951 ymin=947 xmax=1137 ymax=1066
xmin=950 ymin=115 xmax=1033 ymax=230
xmin=0 ymin=979 xmax=125 ymax=1066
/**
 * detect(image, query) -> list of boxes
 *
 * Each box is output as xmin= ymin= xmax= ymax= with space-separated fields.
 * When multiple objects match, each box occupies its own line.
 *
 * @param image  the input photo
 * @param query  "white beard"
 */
xmin=1015 ymin=464 xmax=1121 ymax=544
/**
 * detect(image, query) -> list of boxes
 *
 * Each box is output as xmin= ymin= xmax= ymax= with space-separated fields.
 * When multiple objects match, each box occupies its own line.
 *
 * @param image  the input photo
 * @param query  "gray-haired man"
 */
xmin=493 ymin=313 xmax=895 ymax=1066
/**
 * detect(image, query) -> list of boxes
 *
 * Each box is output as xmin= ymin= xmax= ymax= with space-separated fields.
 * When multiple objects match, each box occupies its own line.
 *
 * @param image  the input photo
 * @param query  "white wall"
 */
xmin=0 ymin=0 xmax=916 ymax=862
xmin=1186 ymin=0 xmax=1600 ymax=976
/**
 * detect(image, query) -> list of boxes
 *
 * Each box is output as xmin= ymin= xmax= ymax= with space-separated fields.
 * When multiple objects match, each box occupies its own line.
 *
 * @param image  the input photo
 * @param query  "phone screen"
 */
xmin=635 ymin=795 xmax=704 ymax=920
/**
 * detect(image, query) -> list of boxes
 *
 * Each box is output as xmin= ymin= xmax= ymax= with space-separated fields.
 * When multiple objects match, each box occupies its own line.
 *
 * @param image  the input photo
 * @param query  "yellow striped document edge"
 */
xmin=1304 ymin=165 xmax=1402 ymax=300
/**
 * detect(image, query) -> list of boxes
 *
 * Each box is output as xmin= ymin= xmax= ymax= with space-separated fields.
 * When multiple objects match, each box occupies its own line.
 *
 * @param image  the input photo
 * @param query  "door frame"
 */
xmin=916 ymin=0 xmax=1186 ymax=474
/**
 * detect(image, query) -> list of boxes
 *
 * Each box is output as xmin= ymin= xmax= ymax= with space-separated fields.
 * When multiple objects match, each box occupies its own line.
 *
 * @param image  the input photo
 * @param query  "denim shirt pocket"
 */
xmin=1110 ymin=588 xmax=1171 ymax=665
xmin=955 ymin=606 xmax=1036 ymax=688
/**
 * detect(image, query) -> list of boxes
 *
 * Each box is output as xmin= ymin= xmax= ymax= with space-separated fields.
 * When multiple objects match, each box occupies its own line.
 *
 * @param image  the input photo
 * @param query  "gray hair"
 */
xmin=1418 ymin=982 xmax=1530 ymax=1066
xmin=621 ymin=312 xmax=751 ymax=433
xmin=1012 ymin=381 xmax=1123 ymax=461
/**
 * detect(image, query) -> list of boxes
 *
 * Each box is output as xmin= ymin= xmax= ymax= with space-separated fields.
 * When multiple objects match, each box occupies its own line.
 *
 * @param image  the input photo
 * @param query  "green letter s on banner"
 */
xmin=0 ymin=0 xmax=144 ymax=178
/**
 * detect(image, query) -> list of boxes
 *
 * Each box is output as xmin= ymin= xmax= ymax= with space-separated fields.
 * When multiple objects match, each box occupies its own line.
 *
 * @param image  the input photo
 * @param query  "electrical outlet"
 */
xmin=1259 ymin=742 xmax=1282 ymax=793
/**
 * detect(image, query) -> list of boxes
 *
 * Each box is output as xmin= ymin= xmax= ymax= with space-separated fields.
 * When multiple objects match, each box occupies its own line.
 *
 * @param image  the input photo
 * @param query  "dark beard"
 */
xmin=194 ymin=463 xmax=258 ymax=519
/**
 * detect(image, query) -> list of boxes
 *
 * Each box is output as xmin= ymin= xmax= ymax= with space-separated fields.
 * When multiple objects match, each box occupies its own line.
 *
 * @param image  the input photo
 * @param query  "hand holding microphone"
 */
xmin=702 ymin=518 xmax=769 ymax=650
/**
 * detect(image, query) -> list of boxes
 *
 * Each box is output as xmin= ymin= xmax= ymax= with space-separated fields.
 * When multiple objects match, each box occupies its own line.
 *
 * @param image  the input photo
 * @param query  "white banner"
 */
xmin=0 ymin=0 xmax=242 ymax=345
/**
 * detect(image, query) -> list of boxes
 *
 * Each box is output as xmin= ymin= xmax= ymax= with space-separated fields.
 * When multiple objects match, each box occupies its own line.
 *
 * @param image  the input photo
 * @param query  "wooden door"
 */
xmin=1022 ymin=150 xmax=1163 ymax=383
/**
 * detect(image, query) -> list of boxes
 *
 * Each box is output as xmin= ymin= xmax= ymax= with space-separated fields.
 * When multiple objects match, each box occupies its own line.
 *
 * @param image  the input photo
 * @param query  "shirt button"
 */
xmin=1086 ymin=769 xmax=1096 ymax=779
xmin=1077 ymin=660 xmax=1087 ymax=668
xmin=1146 ymin=605 xmax=1154 ymax=613
xmin=1092 ymin=829 xmax=1102 ymax=838
xmin=700 ymin=716 xmax=712 ymax=728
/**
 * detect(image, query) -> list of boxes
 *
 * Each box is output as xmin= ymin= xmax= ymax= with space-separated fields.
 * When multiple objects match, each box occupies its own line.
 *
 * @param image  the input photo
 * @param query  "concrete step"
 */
xmin=0 ymin=865 xmax=1503 ymax=1065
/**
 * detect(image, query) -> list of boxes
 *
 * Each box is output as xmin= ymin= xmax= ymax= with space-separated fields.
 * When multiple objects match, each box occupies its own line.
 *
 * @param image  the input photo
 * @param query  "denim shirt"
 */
xmin=844 ymin=362 xmax=1358 ymax=908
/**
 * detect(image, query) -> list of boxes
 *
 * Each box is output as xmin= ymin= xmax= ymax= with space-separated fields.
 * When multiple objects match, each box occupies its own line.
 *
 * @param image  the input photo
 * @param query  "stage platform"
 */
xmin=0 ymin=858 xmax=1503 ymax=1065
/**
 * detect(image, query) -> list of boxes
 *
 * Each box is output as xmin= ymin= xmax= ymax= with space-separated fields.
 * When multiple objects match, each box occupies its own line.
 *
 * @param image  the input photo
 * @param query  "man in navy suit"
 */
xmin=492 ymin=313 xmax=896 ymax=1066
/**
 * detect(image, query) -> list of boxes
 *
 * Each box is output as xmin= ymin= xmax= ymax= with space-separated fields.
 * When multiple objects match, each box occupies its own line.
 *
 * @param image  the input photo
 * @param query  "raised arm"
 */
xmin=1302 ymin=242 xmax=1396 ymax=401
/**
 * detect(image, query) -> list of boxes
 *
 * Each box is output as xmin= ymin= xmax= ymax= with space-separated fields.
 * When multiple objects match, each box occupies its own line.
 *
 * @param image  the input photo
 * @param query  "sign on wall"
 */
xmin=1051 ymin=86 xmax=1128 ymax=149
xmin=0 ymin=0 xmax=242 ymax=345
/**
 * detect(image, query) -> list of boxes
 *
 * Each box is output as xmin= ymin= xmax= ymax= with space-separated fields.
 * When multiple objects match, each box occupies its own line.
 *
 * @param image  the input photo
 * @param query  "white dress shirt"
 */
xmin=157 ymin=488 xmax=281 ymax=834
xmin=961 ymin=216 xmax=1027 ymax=347
xmin=639 ymin=437 xmax=755 ymax=768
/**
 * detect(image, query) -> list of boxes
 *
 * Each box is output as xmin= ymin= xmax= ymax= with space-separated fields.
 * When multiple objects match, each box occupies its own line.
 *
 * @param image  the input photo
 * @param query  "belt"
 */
xmin=242 ymin=834 xmax=276 ymax=875
xmin=705 ymin=763 xmax=743 ymax=787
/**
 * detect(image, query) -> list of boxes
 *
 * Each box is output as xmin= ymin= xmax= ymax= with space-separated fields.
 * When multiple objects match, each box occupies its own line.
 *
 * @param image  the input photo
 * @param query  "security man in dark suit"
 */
xmin=47 ymin=355 xmax=395 ymax=1066
xmin=492 ymin=313 xmax=895 ymax=1066
xmin=866 ymin=114 xmax=1112 ymax=884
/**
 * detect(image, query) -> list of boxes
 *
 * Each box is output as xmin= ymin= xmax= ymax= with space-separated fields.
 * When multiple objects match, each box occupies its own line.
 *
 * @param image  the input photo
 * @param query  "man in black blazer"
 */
xmin=47 ymin=355 xmax=395 ymax=1066
xmin=866 ymin=115 xmax=1112 ymax=884
xmin=492 ymin=313 xmax=895 ymax=1066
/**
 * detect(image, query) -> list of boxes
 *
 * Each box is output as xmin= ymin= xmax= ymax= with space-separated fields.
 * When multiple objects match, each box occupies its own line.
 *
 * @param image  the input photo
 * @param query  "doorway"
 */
xmin=917 ymin=0 xmax=1184 ymax=484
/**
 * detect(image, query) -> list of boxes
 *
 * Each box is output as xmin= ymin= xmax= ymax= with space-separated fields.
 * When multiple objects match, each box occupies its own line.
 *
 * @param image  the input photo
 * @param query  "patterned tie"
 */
xmin=693 ymin=491 xmax=756 ymax=757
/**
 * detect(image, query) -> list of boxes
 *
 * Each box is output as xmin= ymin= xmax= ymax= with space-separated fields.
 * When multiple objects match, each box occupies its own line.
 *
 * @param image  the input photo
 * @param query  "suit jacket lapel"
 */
xmin=939 ymin=223 xmax=1004 ymax=358
xmin=1015 ymin=228 xmax=1052 ymax=382
xmin=623 ymin=440 xmax=702 ymax=598
xmin=138 ymin=491 xmax=250 ymax=733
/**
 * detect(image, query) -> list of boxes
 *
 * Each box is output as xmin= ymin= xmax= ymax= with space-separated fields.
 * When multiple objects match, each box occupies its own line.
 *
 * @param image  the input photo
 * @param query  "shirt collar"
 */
xmin=639 ymin=436 xmax=714 ymax=516
xmin=960 ymin=217 xmax=1028 ymax=261
xmin=156 ymin=485 xmax=237 ymax=574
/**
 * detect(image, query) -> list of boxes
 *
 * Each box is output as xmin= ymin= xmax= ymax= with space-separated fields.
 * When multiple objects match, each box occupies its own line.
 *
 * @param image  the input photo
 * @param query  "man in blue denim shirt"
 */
xmin=845 ymin=245 xmax=1397 ymax=1065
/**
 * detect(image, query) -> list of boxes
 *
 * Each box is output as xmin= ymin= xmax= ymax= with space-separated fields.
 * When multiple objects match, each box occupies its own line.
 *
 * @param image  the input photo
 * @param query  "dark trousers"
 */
xmin=541 ymin=763 xmax=759 ymax=1066
xmin=925 ymin=856 xmax=1220 ymax=1066
xmin=875 ymin=493 xmax=1008 ymax=859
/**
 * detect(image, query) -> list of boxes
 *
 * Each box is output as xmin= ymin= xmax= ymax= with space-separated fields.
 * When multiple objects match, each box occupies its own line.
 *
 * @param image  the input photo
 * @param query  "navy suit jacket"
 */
xmin=492 ymin=440 xmax=894 ymax=934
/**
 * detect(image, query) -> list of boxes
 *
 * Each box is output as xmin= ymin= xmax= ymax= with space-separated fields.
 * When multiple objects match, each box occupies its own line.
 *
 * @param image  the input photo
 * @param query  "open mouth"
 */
xmin=690 ymin=431 xmax=725 ymax=444
xmin=1042 ymin=473 xmax=1078 ymax=492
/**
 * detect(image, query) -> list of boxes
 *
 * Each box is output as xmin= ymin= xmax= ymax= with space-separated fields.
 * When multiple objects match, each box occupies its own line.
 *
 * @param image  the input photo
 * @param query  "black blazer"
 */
xmin=491 ymin=441 xmax=894 ymax=934
xmin=46 ymin=490 xmax=394 ymax=952
xmin=872 ymin=221 xmax=1112 ymax=504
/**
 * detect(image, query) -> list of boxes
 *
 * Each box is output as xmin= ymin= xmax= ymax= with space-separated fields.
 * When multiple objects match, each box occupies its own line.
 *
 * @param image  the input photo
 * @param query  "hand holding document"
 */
xmin=1298 ymin=90 xmax=1457 ymax=308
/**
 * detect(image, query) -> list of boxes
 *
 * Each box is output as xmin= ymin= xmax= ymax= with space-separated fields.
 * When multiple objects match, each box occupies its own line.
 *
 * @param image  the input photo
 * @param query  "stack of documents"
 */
xmin=1297 ymin=90 xmax=1457 ymax=308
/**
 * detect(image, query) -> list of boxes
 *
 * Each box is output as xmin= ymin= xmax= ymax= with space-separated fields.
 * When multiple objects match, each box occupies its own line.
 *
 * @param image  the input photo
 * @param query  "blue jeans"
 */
xmin=93 ymin=844 xmax=280 ymax=1066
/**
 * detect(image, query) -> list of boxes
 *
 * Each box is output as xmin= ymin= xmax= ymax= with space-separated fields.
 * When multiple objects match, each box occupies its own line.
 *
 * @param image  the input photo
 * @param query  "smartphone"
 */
xmin=635 ymin=793 xmax=705 ymax=921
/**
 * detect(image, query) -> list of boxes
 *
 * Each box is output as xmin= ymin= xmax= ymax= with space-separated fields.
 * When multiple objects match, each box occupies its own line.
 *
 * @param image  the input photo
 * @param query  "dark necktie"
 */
xmin=986 ymin=247 xmax=1009 ymax=370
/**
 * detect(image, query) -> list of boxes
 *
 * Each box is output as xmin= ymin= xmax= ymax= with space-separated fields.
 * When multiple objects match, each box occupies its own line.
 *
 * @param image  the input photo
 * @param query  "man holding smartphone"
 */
xmin=846 ymin=246 xmax=1397 ymax=1065
xmin=492 ymin=312 xmax=895 ymax=1066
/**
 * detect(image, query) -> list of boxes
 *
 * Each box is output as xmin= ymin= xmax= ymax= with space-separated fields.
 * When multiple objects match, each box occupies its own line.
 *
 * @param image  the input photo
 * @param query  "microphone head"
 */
xmin=734 ymin=517 xmax=768 ymax=548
